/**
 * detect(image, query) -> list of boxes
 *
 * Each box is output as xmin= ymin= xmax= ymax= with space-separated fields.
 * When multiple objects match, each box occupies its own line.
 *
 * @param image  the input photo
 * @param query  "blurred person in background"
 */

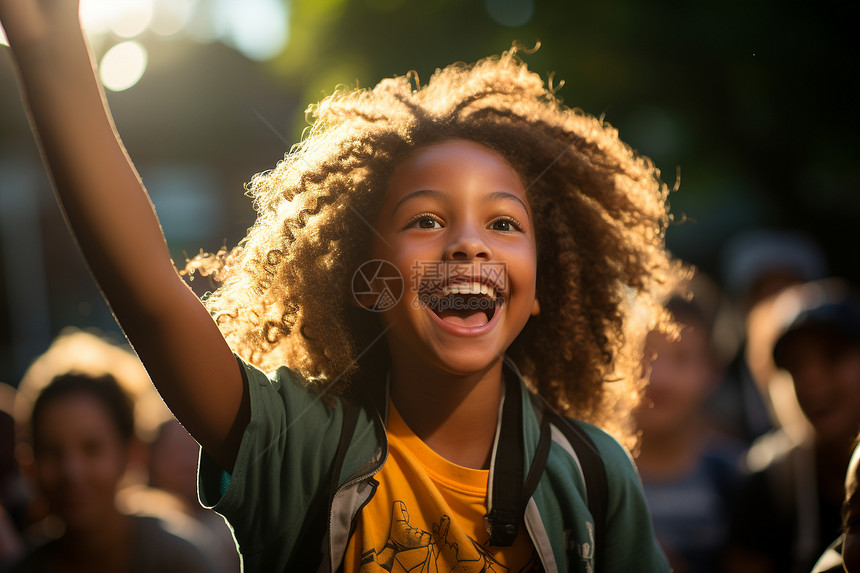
xmin=12 ymin=328 xmax=174 ymax=479
xmin=726 ymin=279 xmax=860 ymax=573
xmin=14 ymin=330 xmax=240 ymax=571
xmin=711 ymin=229 xmax=828 ymax=445
xmin=0 ymin=505 xmax=20 ymax=571
xmin=146 ymin=419 xmax=240 ymax=573
xmin=0 ymin=383 xmax=24 ymax=568
xmin=4 ymin=330 xmax=218 ymax=572
xmin=634 ymin=274 xmax=744 ymax=572
xmin=12 ymin=329 xmax=171 ymax=540
xmin=116 ymin=418 xmax=241 ymax=573
xmin=4 ymin=371 xmax=212 ymax=572
xmin=811 ymin=430 xmax=860 ymax=572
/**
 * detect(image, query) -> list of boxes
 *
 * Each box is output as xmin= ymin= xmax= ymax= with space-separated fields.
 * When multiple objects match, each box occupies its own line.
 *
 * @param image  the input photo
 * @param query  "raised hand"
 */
xmin=2 ymin=0 xmax=248 ymax=473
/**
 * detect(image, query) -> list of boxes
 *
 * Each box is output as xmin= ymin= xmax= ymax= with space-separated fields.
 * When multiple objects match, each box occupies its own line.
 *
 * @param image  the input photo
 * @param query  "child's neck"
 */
xmin=389 ymin=358 xmax=504 ymax=470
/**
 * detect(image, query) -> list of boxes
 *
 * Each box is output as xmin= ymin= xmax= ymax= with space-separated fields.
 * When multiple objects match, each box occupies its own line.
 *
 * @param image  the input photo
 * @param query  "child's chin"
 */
xmin=434 ymin=348 xmax=506 ymax=377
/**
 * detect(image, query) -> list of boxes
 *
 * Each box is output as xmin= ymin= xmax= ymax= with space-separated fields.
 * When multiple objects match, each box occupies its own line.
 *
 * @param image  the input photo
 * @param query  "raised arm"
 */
xmin=0 ymin=1 xmax=247 ymax=472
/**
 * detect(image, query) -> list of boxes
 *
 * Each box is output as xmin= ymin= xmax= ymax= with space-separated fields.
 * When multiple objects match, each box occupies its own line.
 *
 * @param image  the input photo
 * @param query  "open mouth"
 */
xmin=421 ymin=281 xmax=503 ymax=328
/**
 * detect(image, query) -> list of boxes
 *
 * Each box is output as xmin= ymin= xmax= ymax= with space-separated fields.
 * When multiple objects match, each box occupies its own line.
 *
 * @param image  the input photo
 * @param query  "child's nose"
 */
xmin=443 ymin=224 xmax=491 ymax=261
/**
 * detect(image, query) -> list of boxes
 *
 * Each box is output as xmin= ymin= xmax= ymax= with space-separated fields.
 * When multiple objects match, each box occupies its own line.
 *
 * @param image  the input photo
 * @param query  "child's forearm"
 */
xmin=7 ymin=13 xmax=175 ymax=319
xmin=2 ymin=5 xmax=248 ymax=472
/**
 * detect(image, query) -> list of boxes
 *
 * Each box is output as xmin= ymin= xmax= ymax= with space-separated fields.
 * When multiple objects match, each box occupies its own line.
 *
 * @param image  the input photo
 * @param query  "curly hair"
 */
xmin=188 ymin=46 xmax=682 ymax=448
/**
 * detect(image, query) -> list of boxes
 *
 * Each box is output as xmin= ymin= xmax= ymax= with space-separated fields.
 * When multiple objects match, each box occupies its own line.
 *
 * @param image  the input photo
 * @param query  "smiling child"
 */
xmin=1 ymin=2 xmax=678 ymax=571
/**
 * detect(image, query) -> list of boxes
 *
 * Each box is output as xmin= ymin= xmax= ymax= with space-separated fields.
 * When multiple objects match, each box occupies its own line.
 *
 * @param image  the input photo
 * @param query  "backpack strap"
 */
xmin=545 ymin=410 xmax=608 ymax=570
xmin=522 ymin=411 xmax=552 ymax=502
xmin=486 ymin=372 xmax=526 ymax=546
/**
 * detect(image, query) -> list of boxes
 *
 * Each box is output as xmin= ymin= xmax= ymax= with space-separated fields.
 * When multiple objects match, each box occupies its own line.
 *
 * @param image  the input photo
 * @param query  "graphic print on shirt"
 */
xmin=358 ymin=500 xmax=542 ymax=572
xmin=566 ymin=521 xmax=595 ymax=573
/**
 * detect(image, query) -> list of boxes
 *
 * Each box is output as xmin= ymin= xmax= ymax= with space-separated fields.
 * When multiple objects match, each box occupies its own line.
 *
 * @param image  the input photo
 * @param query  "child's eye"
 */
xmin=407 ymin=214 xmax=443 ymax=229
xmin=489 ymin=217 xmax=522 ymax=232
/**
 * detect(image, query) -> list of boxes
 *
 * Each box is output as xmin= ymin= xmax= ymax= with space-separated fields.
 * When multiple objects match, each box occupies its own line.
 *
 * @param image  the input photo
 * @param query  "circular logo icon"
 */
xmin=352 ymin=259 xmax=404 ymax=312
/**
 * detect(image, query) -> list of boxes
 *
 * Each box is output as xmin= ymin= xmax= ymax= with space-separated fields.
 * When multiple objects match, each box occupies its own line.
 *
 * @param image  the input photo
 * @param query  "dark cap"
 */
xmin=773 ymin=285 xmax=860 ymax=369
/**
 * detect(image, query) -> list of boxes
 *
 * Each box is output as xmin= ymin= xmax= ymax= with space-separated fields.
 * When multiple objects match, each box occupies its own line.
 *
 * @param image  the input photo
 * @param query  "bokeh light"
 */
xmin=80 ymin=0 xmax=149 ymax=35
xmin=0 ymin=1 xmax=289 ymax=81
xmin=0 ymin=0 xmax=285 ymax=92
xmin=484 ymin=0 xmax=534 ymax=27
xmin=99 ymin=41 xmax=148 ymax=92
xmin=215 ymin=0 xmax=289 ymax=61
xmin=149 ymin=0 xmax=197 ymax=37
xmin=110 ymin=0 xmax=155 ymax=39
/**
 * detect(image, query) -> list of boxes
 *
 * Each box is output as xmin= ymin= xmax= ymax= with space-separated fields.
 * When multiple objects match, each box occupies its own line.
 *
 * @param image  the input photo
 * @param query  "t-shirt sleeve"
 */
xmin=582 ymin=425 xmax=672 ymax=572
xmin=197 ymin=357 xmax=346 ymax=562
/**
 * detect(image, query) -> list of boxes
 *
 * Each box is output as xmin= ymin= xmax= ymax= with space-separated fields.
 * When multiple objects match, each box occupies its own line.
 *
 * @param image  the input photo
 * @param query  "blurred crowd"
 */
xmin=0 ymin=330 xmax=239 ymax=572
xmin=0 ymin=227 xmax=859 ymax=572
xmin=634 ymin=228 xmax=860 ymax=573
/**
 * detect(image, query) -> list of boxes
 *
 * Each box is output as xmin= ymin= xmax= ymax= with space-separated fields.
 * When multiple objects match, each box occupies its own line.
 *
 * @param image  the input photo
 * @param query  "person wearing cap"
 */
xmin=726 ymin=280 xmax=860 ymax=573
xmin=709 ymin=229 xmax=829 ymax=447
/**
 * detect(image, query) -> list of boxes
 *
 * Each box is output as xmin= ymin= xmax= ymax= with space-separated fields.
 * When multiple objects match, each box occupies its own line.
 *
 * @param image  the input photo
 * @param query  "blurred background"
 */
xmin=0 ymin=0 xmax=857 ymax=385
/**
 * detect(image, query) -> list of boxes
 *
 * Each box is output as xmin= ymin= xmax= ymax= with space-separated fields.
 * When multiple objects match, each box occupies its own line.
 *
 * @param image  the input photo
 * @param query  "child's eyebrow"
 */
xmin=484 ymin=191 xmax=530 ymax=216
xmin=392 ymin=190 xmax=530 ymax=216
xmin=392 ymin=189 xmax=448 ymax=214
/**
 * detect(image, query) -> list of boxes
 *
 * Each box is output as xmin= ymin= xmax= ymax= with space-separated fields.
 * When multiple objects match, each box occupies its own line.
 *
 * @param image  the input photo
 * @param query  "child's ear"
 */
xmin=531 ymin=298 xmax=540 ymax=316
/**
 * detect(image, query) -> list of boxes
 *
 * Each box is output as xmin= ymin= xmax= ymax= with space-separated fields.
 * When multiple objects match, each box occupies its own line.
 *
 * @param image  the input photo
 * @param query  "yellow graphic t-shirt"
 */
xmin=343 ymin=402 xmax=542 ymax=573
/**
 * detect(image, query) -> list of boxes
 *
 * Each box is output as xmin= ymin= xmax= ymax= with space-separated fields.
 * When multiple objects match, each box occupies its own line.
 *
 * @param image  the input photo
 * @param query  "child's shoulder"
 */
xmin=233 ymin=355 xmax=347 ymax=426
xmin=240 ymin=356 xmax=304 ymax=389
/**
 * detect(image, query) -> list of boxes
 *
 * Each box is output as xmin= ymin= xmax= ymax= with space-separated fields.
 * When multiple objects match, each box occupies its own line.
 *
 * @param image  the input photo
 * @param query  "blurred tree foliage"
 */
xmin=267 ymin=0 xmax=857 ymax=281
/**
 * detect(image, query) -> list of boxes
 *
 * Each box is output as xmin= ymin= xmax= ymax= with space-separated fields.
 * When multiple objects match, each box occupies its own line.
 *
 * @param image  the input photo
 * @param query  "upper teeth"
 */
xmin=441 ymin=282 xmax=496 ymax=298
